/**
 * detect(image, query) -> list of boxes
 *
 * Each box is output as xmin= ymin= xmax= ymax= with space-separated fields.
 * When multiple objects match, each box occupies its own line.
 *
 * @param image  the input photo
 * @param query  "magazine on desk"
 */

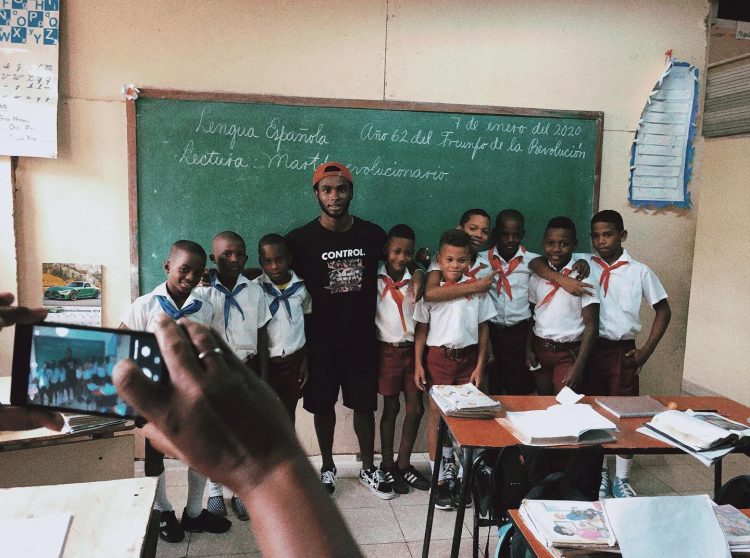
xmin=644 ymin=410 xmax=750 ymax=452
xmin=429 ymin=383 xmax=501 ymax=418
xmin=499 ymin=403 xmax=617 ymax=446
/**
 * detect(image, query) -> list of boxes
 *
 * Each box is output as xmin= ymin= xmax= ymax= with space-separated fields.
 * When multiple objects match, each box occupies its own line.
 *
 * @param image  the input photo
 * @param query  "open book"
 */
xmin=429 ymin=383 xmax=501 ymax=418
xmin=644 ymin=410 xmax=750 ymax=452
xmin=499 ymin=404 xmax=617 ymax=446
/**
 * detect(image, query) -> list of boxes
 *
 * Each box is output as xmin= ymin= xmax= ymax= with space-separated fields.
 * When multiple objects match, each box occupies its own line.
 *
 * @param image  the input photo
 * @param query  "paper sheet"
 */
xmin=629 ymin=58 xmax=698 ymax=208
xmin=0 ymin=513 xmax=72 ymax=558
xmin=0 ymin=1 xmax=60 ymax=157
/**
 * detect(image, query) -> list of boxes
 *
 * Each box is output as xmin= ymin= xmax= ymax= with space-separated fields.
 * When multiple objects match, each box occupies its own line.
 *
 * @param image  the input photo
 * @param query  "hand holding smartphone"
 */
xmin=11 ymin=322 xmax=167 ymax=419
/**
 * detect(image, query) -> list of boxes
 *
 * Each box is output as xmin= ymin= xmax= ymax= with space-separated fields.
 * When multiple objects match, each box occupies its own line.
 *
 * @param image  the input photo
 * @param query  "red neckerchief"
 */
xmin=488 ymin=246 xmax=526 ymax=300
xmin=380 ymin=274 xmax=410 ymax=333
xmin=537 ymin=267 xmax=572 ymax=308
xmin=592 ymin=256 xmax=629 ymax=297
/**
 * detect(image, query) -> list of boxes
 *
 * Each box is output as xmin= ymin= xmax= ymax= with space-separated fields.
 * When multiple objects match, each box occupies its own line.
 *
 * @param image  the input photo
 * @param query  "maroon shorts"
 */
xmin=377 ymin=342 xmax=418 ymax=396
xmin=488 ymin=320 xmax=533 ymax=395
xmin=425 ymin=345 xmax=478 ymax=387
xmin=267 ymin=348 xmax=305 ymax=412
xmin=533 ymin=336 xmax=580 ymax=394
xmin=584 ymin=338 xmax=638 ymax=396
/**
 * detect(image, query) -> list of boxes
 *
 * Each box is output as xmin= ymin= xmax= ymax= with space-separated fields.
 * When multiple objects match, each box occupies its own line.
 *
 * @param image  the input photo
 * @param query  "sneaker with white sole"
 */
xmin=599 ymin=467 xmax=612 ymax=499
xmin=381 ymin=465 xmax=409 ymax=495
xmin=612 ymin=476 xmax=636 ymax=498
xmin=434 ymin=482 xmax=454 ymax=510
xmin=359 ymin=467 xmax=395 ymax=500
xmin=399 ymin=465 xmax=430 ymax=491
xmin=321 ymin=466 xmax=337 ymax=495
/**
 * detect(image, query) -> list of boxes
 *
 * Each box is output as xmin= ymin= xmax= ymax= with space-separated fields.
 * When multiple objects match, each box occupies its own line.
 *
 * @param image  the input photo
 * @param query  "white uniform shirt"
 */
xmin=480 ymin=246 xmax=540 ymax=327
xmin=123 ymin=282 xmax=214 ymax=332
xmin=529 ymin=260 xmax=599 ymax=343
xmin=375 ymin=264 xmax=415 ymax=343
xmin=254 ymin=271 xmax=311 ymax=358
xmin=194 ymin=274 xmax=271 ymax=360
xmin=584 ymin=249 xmax=668 ymax=341
xmin=413 ymin=276 xmax=497 ymax=348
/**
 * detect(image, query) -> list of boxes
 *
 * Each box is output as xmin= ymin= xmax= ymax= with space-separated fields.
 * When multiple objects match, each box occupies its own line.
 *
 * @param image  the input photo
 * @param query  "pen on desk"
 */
xmin=692 ymin=409 xmax=718 ymax=413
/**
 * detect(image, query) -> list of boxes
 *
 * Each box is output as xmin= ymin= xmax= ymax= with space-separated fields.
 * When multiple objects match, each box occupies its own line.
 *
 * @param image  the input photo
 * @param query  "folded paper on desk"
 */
xmin=0 ymin=513 xmax=72 ymax=558
xmin=595 ymin=395 xmax=667 ymax=418
xmin=602 ymin=495 xmax=731 ymax=558
xmin=430 ymin=383 xmax=501 ymax=418
xmin=499 ymin=403 xmax=617 ymax=446
xmin=644 ymin=410 xmax=750 ymax=452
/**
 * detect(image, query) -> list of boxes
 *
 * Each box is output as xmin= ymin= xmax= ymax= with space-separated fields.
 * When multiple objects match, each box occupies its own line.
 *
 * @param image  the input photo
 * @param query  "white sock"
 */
xmin=207 ymin=480 xmax=223 ymax=498
xmin=616 ymin=456 xmax=633 ymax=480
xmin=185 ymin=468 xmax=207 ymax=518
xmin=154 ymin=472 xmax=172 ymax=512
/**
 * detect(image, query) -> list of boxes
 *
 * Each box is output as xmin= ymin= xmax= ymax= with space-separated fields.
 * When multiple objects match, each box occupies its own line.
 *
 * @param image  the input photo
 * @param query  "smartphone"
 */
xmin=11 ymin=321 xmax=167 ymax=419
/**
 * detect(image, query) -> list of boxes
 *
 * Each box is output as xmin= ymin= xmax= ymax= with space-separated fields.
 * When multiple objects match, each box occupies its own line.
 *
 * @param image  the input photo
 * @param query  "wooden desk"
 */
xmin=508 ymin=508 xmax=750 ymax=558
xmin=0 ymin=421 xmax=135 ymax=488
xmin=0 ymin=477 xmax=158 ymax=558
xmin=421 ymin=395 xmax=750 ymax=558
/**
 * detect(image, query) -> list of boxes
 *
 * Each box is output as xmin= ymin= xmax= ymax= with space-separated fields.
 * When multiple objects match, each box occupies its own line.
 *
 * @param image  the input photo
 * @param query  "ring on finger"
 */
xmin=197 ymin=347 xmax=224 ymax=360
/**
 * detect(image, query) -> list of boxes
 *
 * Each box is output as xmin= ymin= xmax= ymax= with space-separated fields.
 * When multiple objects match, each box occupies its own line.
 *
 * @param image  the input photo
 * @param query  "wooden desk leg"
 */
xmin=422 ymin=417 xmax=447 ymax=558
xmin=714 ymin=459 xmax=723 ymax=497
xmin=451 ymin=447 xmax=475 ymax=558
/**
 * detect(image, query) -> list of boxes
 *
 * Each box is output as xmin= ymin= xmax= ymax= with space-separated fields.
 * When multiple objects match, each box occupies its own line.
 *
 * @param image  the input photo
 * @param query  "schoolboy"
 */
xmin=527 ymin=218 xmax=599 ymax=396
xmin=376 ymin=224 xmax=429 ymax=494
xmin=585 ymin=210 xmax=671 ymax=499
xmin=193 ymin=231 xmax=272 ymax=521
xmin=423 ymin=209 xmax=495 ymax=303
xmin=481 ymin=209 xmax=541 ymax=395
xmin=254 ymin=233 xmax=311 ymax=423
xmin=122 ymin=240 xmax=230 ymax=543
xmin=414 ymin=229 xmax=497 ymax=509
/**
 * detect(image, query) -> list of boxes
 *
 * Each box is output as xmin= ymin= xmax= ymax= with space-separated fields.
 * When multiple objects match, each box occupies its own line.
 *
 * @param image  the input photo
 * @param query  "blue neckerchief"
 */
xmin=211 ymin=275 xmax=247 ymax=328
xmin=261 ymin=281 xmax=304 ymax=318
xmin=156 ymin=295 xmax=202 ymax=319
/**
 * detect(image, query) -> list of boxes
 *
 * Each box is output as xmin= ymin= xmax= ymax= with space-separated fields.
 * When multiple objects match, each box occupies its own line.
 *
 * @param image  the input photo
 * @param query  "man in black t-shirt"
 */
xmin=286 ymin=162 xmax=395 ymax=500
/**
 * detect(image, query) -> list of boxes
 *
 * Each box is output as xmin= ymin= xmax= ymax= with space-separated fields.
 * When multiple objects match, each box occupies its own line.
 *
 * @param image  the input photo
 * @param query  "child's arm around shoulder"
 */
xmin=564 ymin=302 xmax=599 ymax=389
xmin=528 ymin=256 xmax=593 ymax=297
xmin=422 ymin=269 xmax=495 ymax=302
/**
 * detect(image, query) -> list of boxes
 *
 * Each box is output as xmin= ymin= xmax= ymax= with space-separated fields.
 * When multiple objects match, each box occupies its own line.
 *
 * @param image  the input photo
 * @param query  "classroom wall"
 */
xmin=5 ymin=0 xmax=713 ymax=453
xmin=683 ymin=136 xmax=750 ymax=406
xmin=0 ymin=158 xmax=17 ymax=379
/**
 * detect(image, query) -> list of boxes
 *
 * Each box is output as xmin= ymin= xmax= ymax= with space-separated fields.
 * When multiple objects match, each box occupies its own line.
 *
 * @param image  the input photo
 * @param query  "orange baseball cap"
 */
xmin=312 ymin=162 xmax=353 ymax=186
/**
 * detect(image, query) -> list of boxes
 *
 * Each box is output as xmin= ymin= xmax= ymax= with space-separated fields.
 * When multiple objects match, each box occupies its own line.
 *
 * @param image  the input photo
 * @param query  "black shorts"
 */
xmin=302 ymin=339 xmax=378 ymax=414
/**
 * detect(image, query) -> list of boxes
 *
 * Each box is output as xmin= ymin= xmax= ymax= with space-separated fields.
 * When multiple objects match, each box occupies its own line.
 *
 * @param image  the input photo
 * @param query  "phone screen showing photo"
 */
xmin=25 ymin=323 xmax=164 ymax=417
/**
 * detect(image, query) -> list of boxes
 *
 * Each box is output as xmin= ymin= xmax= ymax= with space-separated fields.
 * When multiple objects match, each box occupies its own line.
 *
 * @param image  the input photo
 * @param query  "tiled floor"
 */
xmin=136 ymin=451 xmax=749 ymax=558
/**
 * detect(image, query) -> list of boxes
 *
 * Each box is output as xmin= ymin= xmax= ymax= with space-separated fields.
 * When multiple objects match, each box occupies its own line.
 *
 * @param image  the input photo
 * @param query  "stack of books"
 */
xmin=63 ymin=413 xmax=128 ymax=434
xmin=429 ymin=383 xmax=501 ymax=418
xmin=713 ymin=504 xmax=750 ymax=555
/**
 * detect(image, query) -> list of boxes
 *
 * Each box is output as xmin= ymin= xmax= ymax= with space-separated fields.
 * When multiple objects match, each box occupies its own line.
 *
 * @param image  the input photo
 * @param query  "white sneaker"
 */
xmin=359 ymin=467 xmax=395 ymax=500
xmin=321 ymin=466 xmax=337 ymax=495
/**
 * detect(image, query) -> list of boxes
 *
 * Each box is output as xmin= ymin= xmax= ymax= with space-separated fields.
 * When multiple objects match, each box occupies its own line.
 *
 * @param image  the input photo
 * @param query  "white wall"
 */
xmin=6 ymin=0 xmax=714 ymax=452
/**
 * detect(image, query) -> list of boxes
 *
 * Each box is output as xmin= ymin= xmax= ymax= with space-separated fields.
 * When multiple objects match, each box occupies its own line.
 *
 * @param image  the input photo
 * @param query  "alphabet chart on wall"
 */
xmin=0 ymin=0 xmax=59 ymax=158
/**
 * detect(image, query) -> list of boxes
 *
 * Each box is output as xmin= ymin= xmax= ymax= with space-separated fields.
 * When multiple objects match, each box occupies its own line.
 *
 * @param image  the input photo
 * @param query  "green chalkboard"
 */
xmin=128 ymin=91 xmax=603 ymax=296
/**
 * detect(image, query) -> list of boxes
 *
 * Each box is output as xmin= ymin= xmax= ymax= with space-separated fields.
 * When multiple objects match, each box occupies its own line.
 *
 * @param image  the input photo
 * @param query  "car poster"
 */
xmin=42 ymin=263 xmax=101 ymax=326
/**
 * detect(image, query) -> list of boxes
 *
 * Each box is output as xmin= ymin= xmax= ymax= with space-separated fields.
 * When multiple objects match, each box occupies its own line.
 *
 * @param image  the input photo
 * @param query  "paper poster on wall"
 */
xmin=42 ymin=263 xmax=102 ymax=326
xmin=629 ymin=54 xmax=698 ymax=208
xmin=0 ymin=0 xmax=60 ymax=158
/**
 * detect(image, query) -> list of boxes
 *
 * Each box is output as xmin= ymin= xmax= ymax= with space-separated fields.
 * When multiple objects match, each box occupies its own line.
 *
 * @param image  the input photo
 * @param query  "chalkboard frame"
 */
xmin=126 ymin=89 xmax=604 ymax=299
